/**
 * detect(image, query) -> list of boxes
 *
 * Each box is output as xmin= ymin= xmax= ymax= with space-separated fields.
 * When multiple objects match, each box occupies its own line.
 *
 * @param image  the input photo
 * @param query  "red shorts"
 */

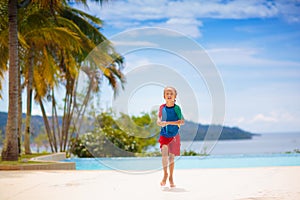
xmin=159 ymin=134 xmax=180 ymax=156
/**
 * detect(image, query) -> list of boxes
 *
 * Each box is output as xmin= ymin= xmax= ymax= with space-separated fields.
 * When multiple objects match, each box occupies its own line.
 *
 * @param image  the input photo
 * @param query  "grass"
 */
xmin=0 ymin=152 xmax=52 ymax=165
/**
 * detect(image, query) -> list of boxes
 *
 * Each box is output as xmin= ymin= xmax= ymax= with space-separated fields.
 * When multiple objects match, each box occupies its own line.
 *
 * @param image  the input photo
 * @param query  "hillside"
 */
xmin=0 ymin=112 xmax=258 ymax=140
xmin=0 ymin=112 xmax=47 ymax=138
xmin=180 ymin=121 xmax=257 ymax=141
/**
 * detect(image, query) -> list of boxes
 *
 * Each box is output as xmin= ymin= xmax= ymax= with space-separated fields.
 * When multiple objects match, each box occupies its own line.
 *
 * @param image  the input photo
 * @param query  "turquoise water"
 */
xmin=64 ymin=153 xmax=300 ymax=171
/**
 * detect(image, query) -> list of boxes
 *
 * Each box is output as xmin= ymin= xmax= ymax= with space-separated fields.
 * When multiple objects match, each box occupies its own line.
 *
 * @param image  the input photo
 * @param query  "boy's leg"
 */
xmin=161 ymin=145 xmax=169 ymax=186
xmin=169 ymin=153 xmax=176 ymax=187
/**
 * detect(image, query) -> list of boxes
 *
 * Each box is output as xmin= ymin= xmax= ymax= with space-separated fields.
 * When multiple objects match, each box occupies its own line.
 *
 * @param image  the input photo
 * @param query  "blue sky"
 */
xmin=69 ymin=0 xmax=300 ymax=132
xmin=71 ymin=0 xmax=300 ymax=133
xmin=1 ymin=0 xmax=300 ymax=133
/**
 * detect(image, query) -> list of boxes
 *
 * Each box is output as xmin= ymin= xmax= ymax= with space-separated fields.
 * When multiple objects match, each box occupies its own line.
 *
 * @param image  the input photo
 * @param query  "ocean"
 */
xmin=181 ymin=132 xmax=300 ymax=155
xmin=63 ymin=132 xmax=300 ymax=170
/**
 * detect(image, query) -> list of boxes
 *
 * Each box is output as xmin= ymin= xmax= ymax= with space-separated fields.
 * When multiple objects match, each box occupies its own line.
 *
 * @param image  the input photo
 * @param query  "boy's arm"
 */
xmin=157 ymin=115 xmax=167 ymax=127
xmin=173 ymin=105 xmax=184 ymax=125
xmin=157 ymin=104 xmax=167 ymax=127
xmin=165 ymin=119 xmax=184 ymax=126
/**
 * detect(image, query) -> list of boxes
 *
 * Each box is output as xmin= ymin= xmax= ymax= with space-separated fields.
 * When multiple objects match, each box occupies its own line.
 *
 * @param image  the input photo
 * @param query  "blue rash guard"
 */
xmin=159 ymin=104 xmax=183 ymax=138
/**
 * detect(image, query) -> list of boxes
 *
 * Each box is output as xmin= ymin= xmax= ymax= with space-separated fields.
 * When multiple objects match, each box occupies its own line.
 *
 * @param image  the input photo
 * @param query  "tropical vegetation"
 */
xmin=0 ymin=0 xmax=124 ymax=161
xmin=69 ymin=111 xmax=159 ymax=157
xmin=0 ymin=0 xmax=259 ymax=161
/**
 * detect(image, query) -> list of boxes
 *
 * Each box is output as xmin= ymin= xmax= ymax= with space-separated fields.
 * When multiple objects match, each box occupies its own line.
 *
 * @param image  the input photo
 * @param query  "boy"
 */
xmin=157 ymin=86 xmax=184 ymax=187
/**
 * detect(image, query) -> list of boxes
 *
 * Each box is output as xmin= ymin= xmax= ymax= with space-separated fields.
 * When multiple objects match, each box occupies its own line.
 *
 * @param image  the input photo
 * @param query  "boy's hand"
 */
xmin=160 ymin=121 xmax=167 ymax=127
xmin=157 ymin=121 xmax=167 ymax=127
xmin=165 ymin=120 xmax=184 ymax=126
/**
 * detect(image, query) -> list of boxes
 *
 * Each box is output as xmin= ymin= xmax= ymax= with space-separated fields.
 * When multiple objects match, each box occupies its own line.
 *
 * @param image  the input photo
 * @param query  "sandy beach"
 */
xmin=0 ymin=166 xmax=299 ymax=200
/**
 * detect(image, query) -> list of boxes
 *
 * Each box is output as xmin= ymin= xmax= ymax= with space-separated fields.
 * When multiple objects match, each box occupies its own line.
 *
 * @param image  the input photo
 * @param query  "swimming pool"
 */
xmin=64 ymin=153 xmax=300 ymax=171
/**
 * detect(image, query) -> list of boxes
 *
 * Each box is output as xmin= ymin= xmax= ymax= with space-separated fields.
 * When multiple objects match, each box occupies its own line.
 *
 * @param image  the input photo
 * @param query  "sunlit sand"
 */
xmin=1 ymin=166 xmax=299 ymax=200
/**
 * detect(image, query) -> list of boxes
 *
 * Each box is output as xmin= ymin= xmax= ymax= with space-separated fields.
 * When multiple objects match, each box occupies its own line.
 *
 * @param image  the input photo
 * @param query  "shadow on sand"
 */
xmin=161 ymin=186 xmax=188 ymax=193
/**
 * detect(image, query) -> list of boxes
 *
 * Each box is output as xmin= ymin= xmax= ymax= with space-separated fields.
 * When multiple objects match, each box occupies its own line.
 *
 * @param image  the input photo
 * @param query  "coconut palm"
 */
xmin=1 ymin=0 xmax=20 ymax=161
xmin=1 ymin=0 xmax=59 ymax=159
xmin=1 ymin=0 xmax=115 ymax=160
xmin=21 ymin=3 xmax=124 ymax=152
xmin=57 ymin=6 xmax=125 ymax=151
xmin=19 ymin=5 xmax=85 ymax=153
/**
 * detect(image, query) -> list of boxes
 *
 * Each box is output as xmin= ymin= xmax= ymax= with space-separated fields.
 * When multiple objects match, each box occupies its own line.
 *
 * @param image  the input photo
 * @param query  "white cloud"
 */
xmin=276 ymin=0 xmax=300 ymax=23
xmin=227 ymin=109 xmax=300 ymax=132
xmin=111 ymin=40 xmax=159 ymax=47
xmin=206 ymin=47 xmax=300 ymax=69
xmin=167 ymin=0 xmax=279 ymax=19
xmin=157 ymin=17 xmax=203 ymax=38
xmin=250 ymin=113 xmax=278 ymax=123
xmin=71 ymin=0 xmax=300 ymax=39
xmin=250 ymin=111 xmax=300 ymax=126
xmin=236 ymin=117 xmax=245 ymax=123
xmin=123 ymin=56 xmax=152 ymax=73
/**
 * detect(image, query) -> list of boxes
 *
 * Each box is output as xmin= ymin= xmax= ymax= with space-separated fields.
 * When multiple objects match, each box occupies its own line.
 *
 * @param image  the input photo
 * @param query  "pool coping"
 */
xmin=0 ymin=152 xmax=76 ymax=170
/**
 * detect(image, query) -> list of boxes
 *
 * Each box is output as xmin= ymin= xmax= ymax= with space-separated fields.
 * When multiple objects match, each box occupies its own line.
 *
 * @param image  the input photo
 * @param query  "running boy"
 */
xmin=157 ymin=86 xmax=184 ymax=187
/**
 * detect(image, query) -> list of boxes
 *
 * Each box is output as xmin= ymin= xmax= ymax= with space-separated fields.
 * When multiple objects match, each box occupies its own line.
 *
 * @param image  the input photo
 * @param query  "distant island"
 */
xmin=0 ymin=112 xmax=258 ymax=141
xmin=180 ymin=121 xmax=258 ymax=141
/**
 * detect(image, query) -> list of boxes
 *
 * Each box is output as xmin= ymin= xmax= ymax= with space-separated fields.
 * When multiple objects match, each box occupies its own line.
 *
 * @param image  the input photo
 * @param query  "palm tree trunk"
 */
xmin=18 ymin=66 xmax=22 ymax=155
xmin=62 ymin=77 xmax=76 ymax=151
xmin=51 ymin=89 xmax=58 ymax=152
xmin=24 ymin=47 xmax=34 ymax=154
xmin=38 ymin=98 xmax=55 ymax=153
xmin=62 ymin=92 xmax=71 ymax=151
xmin=61 ymin=92 xmax=67 ymax=151
xmin=74 ymin=74 xmax=94 ymax=135
xmin=24 ymin=87 xmax=32 ymax=154
xmin=1 ymin=0 xmax=19 ymax=161
xmin=52 ymin=91 xmax=61 ymax=150
xmin=58 ymin=52 xmax=74 ymax=151
xmin=64 ymin=83 xmax=76 ymax=151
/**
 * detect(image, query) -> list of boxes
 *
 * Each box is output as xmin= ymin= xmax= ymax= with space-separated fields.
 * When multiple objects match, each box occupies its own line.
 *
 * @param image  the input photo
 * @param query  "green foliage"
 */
xmin=182 ymin=150 xmax=199 ymax=156
xmin=285 ymin=149 xmax=300 ymax=154
xmin=33 ymin=132 xmax=49 ymax=153
xmin=69 ymin=136 xmax=93 ymax=158
xmin=182 ymin=150 xmax=208 ymax=156
xmin=69 ymin=111 xmax=160 ymax=157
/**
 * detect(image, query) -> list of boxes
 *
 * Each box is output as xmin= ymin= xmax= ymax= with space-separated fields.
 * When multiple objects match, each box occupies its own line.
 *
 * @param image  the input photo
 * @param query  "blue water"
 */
xmin=64 ymin=153 xmax=300 ymax=171
xmin=192 ymin=132 xmax=300 ymax=155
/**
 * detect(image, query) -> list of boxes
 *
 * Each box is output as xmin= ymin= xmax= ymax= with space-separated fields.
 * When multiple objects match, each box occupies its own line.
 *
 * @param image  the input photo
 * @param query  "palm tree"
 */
xmin=19 ymin=3 xmax=124 ymax=152
xmin=1 ymin=0 xmax=114 ymax=159
xmin=1 ymin=0 xmax=28 ymax=155
xmin=20 ymin=5 xmax=85 ymax=154
xmin=57 ymin=6 xmax=125 ymax=151
xmin=45 ymin=6 xmax=125 ymax=152
xmin=1 ymin=0 xmax=19 ymax=161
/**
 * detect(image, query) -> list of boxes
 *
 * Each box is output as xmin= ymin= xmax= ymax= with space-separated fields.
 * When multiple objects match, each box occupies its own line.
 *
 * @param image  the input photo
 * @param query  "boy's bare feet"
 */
xmin=160 ymin=173 xmax=168 ymax=186
xmin=169 ymin=176 xmax=176 ymax=187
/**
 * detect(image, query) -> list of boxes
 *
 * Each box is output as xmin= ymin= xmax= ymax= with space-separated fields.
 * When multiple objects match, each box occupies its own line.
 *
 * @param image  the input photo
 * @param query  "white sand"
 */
xmin=0 ymin=166 xmax=300 ymax=200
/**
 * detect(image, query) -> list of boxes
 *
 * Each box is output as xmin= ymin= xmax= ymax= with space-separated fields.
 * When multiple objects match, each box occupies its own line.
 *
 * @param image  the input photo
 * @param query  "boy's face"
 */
xmin=164 ymin=89 xmax=176 ymax=103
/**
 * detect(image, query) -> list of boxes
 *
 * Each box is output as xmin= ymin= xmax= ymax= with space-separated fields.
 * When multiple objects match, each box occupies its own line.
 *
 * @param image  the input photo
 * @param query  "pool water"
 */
xmin=64 ymin=153 xmax=300 ymax=171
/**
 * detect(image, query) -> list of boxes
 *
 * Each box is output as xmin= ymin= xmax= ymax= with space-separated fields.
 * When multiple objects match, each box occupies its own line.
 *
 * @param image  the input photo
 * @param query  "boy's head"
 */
xmin=163 ymin=86 xmax=177 ymax=102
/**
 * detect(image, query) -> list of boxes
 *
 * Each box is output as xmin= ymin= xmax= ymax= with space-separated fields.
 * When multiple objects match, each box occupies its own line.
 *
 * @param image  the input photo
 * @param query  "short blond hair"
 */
xmin=163 ymin=86 xmax=177 ymax=97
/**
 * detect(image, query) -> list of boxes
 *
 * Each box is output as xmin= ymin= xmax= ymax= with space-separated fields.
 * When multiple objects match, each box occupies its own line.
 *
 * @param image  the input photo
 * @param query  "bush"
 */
xmin=69 ymin=111 xmax=159 ymax=157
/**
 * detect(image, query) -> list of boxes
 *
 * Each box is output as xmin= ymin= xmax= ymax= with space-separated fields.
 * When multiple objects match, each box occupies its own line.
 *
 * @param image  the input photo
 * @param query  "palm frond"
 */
xmin=54 ymin=16 xmax=95 ymax=51
xmin=67 ymin=6 xmax=103 ymax=26
xmin=31 ymin=0 xmax=63 ymax=12
xmin=0 ymin=0 xmax=8 ymax=32
xmin=25 ymin=27 xmax=83 ymax=54
xmin=61 ymin=7 xmax=107 ymax=45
